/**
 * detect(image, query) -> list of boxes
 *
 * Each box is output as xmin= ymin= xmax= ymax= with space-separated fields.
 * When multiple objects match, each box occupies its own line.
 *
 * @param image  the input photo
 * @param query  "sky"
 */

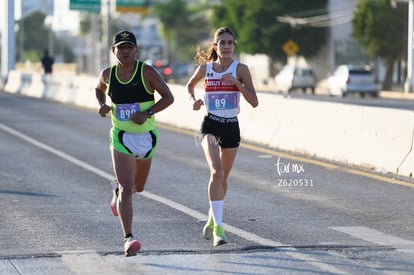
xmin=13 ymin=0 xmax=80 ymax=33
xmin=53 ymin=0 xmax=80 ymax=33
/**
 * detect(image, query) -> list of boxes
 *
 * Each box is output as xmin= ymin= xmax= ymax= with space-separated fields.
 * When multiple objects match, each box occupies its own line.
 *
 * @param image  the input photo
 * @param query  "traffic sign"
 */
xmin=283 ymin=40 xmax=299 ymax=56
xmin=116 ymin=0 xmax=150 ymax=14
xmin=69 ymin=0 xmax=101 ymax=13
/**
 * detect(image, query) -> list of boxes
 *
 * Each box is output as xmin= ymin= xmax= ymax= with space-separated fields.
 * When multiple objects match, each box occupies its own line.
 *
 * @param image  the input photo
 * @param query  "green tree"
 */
xmin=210 ymin=0 xmax=328 ymax=62
xmin=16 ymin=11 xmax=49 ymax=62
xmin=352 ymin=0 xmax=405 ymax=90
xmin=79 ymin=13 xmax=123 ymax=41
xmin=152 ymin=0 xmax=210 ymax=63
xmin=16 ymin=11 xmax=75 ymax=63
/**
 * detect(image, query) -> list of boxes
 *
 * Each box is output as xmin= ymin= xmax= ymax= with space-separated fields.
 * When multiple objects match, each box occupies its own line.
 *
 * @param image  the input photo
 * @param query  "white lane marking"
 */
xmin=257 ymin=154 xmax=273 ymax=159
xmin=331 ymin=226 xmax=414 ymax=254
xmin=1 ymin=123 xmax=348 ymax=274
xmin=0 ymin=123 xmax=113 ymax=180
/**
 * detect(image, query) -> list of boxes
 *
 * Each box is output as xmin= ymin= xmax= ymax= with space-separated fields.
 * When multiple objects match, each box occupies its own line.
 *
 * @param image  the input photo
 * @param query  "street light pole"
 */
xmin=102 ymin=0 xmax=112 ymax=67
xmin=0 ymin=0 xmax=15 ymax=83
xmin=404 ymin=0 xmax=414 ymax=92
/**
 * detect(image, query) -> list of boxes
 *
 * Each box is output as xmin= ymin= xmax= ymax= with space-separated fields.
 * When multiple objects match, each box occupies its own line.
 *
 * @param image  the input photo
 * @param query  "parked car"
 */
xmin=274 ymin=65 xmax=316 ymax=95
xmin=327 ymin=65 xmax=380 ymax=97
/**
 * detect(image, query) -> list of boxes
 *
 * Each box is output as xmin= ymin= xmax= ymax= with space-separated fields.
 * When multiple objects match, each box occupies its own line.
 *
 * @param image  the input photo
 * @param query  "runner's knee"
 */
xmin=211 ymin=169 xmax=224 ymax=184
xmin=119 ymin=182 xmax=134 ymax=195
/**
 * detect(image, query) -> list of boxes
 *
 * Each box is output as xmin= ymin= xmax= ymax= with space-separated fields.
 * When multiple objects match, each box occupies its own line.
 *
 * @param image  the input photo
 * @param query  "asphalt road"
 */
xmin=1 ymin=92 xmax=414 ymax=274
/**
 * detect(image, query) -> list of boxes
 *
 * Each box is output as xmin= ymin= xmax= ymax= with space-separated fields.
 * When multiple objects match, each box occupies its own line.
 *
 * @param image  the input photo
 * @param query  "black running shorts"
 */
xmin=200 ymin=113 xmax=240 ymax=148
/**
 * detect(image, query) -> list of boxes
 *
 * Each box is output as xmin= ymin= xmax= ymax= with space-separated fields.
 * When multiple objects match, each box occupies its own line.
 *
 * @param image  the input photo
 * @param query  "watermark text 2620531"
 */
xmin=276 ymin=178 xmax=314 ymax=187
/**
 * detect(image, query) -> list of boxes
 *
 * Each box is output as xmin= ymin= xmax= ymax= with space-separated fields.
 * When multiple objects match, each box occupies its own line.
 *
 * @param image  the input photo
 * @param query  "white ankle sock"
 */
xmin=210 ymin=200 xmax=224 ymax=227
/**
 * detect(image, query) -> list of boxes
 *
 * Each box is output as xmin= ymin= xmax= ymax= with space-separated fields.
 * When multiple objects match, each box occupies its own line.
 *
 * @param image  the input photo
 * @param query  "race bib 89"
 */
xmin=207 ymin=93 xmax=238 ymax=110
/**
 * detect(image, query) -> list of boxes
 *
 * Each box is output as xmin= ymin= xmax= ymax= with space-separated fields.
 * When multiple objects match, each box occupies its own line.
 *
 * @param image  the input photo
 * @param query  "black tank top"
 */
xmin=108 ymin=61 xmax=154 ymax=104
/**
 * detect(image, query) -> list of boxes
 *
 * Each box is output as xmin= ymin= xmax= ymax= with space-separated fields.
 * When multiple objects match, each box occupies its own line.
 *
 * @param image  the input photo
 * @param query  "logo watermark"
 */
xmin=194 ymin=131 xmax=221 ymax=148
xmin=275 ymin=156 xmax=305 ymax=176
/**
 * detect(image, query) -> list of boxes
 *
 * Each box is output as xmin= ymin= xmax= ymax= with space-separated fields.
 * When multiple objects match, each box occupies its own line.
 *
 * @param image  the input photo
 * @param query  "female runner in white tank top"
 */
xmin=186 ymin=27 xmax=258 ymax=246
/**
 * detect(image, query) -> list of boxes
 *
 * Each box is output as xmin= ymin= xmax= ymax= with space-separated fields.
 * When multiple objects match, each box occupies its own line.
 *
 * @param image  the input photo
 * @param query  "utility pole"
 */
xmin=102 ymin=0 xmax=112 ymax=68
xmin=404 ymin=0 xmax=414 ymax=93
xmin=1 ymin=0 xmax=15 ymax=84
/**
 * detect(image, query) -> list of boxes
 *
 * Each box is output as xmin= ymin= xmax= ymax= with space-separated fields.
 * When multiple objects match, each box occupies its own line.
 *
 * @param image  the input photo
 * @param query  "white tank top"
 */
xmin=204 ymin=60 xmax=240 ymax=118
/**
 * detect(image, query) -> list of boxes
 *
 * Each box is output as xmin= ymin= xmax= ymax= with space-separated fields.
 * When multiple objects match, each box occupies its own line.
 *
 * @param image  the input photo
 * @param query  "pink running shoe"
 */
xmin=110 ymin=180 xmax=119 ymax=216
xmin=124 ymin=237 xmax=141 ymax=256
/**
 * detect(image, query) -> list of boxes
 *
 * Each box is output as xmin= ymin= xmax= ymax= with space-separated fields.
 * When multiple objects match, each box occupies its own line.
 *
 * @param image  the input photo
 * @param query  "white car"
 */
xmin=274 ymin=65 xmax=316 ymax=95
xmin=327 ymin=65 xmax=380 ymax=97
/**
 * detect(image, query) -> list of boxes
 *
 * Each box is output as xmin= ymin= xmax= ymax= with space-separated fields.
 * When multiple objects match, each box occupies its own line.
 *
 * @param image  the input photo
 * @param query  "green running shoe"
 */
xmin=202 ymin=211 xmax=214 ymax=240
xmin=213 ymin=226 xmax=227 ymax=246
xmin=202 ymin=222 xmax=214 ymax=240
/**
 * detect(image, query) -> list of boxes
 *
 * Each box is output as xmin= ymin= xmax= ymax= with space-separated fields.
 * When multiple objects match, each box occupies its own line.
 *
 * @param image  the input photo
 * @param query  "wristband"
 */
xmin=146 ymin=108 xmax=154 ymax=117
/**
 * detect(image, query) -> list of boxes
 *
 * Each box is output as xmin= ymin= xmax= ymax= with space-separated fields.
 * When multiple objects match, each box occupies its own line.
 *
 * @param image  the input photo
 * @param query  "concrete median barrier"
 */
xmin=4 ymin=70 xmax=414 ymax=178
xmin=239 ymin=95 xmax=414 ymax=176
